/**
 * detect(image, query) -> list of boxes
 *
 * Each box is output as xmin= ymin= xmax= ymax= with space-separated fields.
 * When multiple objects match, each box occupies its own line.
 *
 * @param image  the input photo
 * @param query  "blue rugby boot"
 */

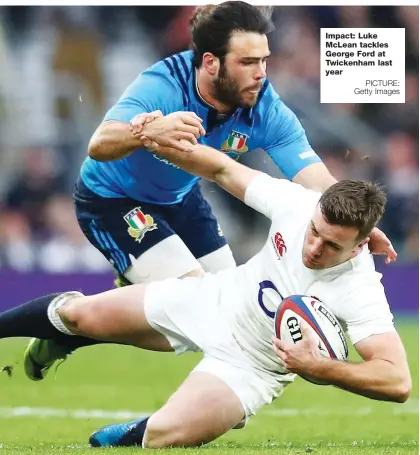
xmin=89 ymin=416 xmax=150 ymax=447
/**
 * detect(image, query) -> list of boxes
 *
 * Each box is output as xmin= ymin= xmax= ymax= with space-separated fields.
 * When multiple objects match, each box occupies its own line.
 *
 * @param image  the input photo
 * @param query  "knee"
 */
xmin=143 ymin=414 xmax=189 ymax=448
xmin=58 ymin=296 xmax=94 ymax=335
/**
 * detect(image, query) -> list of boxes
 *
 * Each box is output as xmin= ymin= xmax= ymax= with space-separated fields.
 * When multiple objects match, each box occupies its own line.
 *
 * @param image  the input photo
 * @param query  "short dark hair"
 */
xmin=190 ymin=2 xmax=273 ymax=68
xmin=319 ymin=180 xmax=387 ymax=242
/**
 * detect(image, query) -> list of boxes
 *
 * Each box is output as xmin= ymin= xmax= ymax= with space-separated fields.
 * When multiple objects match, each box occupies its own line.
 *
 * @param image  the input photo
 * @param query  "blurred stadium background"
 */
xmin=0 ymin=6 xmax=417 ymax=452
xmin=0 ymin=5 xmax=417 ymax=314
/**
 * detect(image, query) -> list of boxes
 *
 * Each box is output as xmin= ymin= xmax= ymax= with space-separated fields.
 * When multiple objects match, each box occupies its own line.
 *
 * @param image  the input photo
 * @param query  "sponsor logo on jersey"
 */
xmin=124 ymin=207 xmax=157 ymax=242
xmin=221 ymin=131 xmax=249 ymax=154
xmin=299 ymin=150 xmax=316 ymax=160
xmin=152 ymin=154 xmax=180 ymax=169
xmin=272 ymin=232 xmax=287 ymax=259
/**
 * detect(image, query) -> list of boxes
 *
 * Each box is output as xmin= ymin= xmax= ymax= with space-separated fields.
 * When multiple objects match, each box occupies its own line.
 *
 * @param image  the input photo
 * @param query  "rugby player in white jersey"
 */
xmin=0 ymin=142 xmax=411 ymax=448
xmin=24 ymin=2 xmax=396 ymax=383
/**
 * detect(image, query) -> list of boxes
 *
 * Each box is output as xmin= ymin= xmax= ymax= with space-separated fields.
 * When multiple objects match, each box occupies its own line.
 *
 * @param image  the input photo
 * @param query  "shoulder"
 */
xmin=138 ymin=50 xmax=194 ymax=94
xmin=253 ymin=80 xmax=298 ymax=127
xmin=327 ymin=250 xmax=388 ymax=309
xmin=350 ymin=248 xmax=383 ymax=284
xmin=245 ymin=174 xmax=320 ymax=218
xmin=329 ymin=249 xmax=383 ymax=289
xmin=253 ymin=79 xmax=280 ymax=116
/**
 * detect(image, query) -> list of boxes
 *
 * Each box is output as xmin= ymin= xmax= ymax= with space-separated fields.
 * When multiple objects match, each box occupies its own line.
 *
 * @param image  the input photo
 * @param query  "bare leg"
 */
xmin=144 ymin=372 xmax=245 ymax=448
xmin=58 ymin=284 xmax=172 ymax=352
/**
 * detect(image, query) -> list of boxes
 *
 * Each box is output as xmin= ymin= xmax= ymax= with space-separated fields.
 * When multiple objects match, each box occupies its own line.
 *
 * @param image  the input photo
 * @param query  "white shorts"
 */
xmin=124 ymin=236 xmax=236 ymax=283
xmin=144 ymin=275 xmax=290 ymax=421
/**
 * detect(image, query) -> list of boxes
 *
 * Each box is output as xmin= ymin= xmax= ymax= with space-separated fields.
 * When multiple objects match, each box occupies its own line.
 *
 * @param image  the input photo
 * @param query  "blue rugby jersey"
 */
xmin=80 ymin=50 xmax=321 ymax=204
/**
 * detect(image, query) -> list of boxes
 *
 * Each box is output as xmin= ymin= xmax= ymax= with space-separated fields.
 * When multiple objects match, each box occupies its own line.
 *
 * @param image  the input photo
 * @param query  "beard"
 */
xmin=212 ymin=64 xmax=257 ymax=110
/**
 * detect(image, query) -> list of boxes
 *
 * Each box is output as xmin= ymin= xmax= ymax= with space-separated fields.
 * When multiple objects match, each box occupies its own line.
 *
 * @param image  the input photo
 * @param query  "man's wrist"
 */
xmin=305 ymin=355 xmax=332 ymax=379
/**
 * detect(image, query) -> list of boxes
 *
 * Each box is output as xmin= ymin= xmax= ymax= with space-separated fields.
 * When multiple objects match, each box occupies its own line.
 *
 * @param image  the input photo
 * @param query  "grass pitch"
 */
xmin=0 ymin=318 xmax=417 ymax=454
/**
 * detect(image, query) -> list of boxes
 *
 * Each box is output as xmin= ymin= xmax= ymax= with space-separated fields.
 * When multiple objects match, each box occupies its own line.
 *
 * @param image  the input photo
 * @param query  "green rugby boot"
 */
xmin=113 ymin=273 xmax=132 ymax=288
xmin=24 ymin=338 xmax=72 ymax=381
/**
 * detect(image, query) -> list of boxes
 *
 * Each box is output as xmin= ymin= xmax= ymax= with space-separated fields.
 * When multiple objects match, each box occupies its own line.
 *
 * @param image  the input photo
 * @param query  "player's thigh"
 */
xmin=144 ymin=371 xmax=245 ymax=448
xmin=61 ymin=285 xmax=172 ymax=351
xmin=169 ymin=184 xmax=236 ymax=273
xmin=68 ymin=274 xmax=214 ymax=354
xmin=124 ymin=235 xmax=204 ymax=283
xmin=74 ymin=184 xmax=202 ymax=282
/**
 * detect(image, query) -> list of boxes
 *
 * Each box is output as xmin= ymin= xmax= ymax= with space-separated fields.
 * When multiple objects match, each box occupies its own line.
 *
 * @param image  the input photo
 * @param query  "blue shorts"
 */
xmin=74 ymin=177 xmax=228 ymax=275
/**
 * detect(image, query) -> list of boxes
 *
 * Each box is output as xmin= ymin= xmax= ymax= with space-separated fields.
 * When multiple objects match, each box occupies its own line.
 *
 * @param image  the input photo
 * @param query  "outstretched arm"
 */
xmin=259 ymin=94 xmax=397 ymax=262
xmin=292 ymin=161 xmax=337 ymax=192
xmin=142 ymin=139 xmax=261 ymax=202
xmin=137 ymin=111 xmax=396 ymax=262
xmin=89 ymin=112 xmax=205 ymax=161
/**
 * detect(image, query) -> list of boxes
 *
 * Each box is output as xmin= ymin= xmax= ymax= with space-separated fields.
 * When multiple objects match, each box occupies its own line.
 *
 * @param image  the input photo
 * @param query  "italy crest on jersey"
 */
xmin=124 ymin=207 xmax=157 ymax=242
xmin=221 ymin=131 xmax=248 ymax=154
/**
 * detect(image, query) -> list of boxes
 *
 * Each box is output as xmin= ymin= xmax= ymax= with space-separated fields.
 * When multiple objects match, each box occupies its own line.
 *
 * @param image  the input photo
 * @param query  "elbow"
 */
xmin=88 ymin=136 xmax=105 ymax=161
xmin=391 ymin=375 xmax=412 ymax=403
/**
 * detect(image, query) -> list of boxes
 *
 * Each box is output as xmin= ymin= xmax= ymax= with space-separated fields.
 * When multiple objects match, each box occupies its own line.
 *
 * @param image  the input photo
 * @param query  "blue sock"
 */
xmin=119 ymin=417 xmax=150 ymax=446
xmin=0 ymin=293 xmax=107 ymax=349
xmin=89 ymin=416 xmax=150 ymax=447
xmin=0 ymin=293 xmax=65 ymax=339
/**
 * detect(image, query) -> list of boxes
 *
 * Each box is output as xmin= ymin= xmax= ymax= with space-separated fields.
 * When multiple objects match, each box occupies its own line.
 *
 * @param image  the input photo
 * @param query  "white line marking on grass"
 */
xmin=0 ymin=407 xmax=150 ymax=420
xmin=266 ymin=398 xmax=418 ymax=417
xmin=0 ymin=399 xmax=416 ymax=420
xmin=266 ymin=406 xmax=417 ymax=417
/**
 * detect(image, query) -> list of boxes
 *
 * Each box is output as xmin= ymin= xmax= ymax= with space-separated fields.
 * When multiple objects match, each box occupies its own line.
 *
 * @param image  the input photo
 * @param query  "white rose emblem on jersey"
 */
xmin=272 ymin=232 xmax=287 ymax=259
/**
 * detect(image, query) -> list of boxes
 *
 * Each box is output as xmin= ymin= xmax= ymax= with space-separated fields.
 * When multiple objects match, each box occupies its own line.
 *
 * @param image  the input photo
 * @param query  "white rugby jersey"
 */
xmin=217 ymin=173 xmax=395 ymax=374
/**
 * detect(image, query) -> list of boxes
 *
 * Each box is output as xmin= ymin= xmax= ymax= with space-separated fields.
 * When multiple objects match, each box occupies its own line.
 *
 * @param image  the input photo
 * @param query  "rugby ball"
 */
xmin=274 ymin=295 xmax=348 ymax=385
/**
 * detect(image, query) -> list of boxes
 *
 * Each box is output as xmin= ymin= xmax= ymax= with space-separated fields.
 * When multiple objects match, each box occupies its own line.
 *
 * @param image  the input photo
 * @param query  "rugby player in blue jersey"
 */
xmin=23 ymin=1 xmax=396 ymax=381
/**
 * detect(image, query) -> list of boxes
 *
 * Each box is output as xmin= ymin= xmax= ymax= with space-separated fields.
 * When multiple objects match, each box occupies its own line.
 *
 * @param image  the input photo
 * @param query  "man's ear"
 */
xmin=351 ymin=238 xmax=369 ymax=259
xmin=202 ymin=52 xmax=220 ymax=76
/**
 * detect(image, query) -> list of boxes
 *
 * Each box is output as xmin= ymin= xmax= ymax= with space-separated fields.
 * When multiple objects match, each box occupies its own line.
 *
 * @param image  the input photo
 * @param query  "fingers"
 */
xmin=272 ymin=337 xmax=292 ymax=367
xmin=299 ymin=320 xmax=318 ymax=347
xmin=385 ymin=253 xmax=397 ymax=265
xmin=368 ymin=227 xmax=398 ymax=264
xmin=144 ymin=110 xmax=163 ymax=126
xmin=272 ymin=337 xmax=287 ymax=366
xmin=180 ymin=113 xmax=206 ymax=136
xmin=182 ymin=111 xmax=203 ymax=123
xmin=130 ymin=114 xmax=152 ymax=135
xmin=175 ymin=124 xmax=202 ymax=139
xmin=272 ymin=335 xmax=288 ymax=351
xmin=299 ymin=319 xmax=311 ymax=335
xmin=377 ymin=243 xmax=398 ymax=264
xmin=133 ymin=111 xmax=206 ymax=140
xmin=169 ymin=139 xmax=194 ymax=153
xmin=137 ymin=110 xmax=204 ymax=152
xmin=150 ymin=110 xmax=163 ymax=118
xmin=141 ymin=137 xmax=159 ymax=152
xmin=387 ymin=243 xmax=398 ymax=263
xmin=130 ymin=110 xmax=163 ymax=136
xmin=141 ymin=136 xmax=193 ymax=154
xmin=176 ymin=132 xmax=198 ymax=145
